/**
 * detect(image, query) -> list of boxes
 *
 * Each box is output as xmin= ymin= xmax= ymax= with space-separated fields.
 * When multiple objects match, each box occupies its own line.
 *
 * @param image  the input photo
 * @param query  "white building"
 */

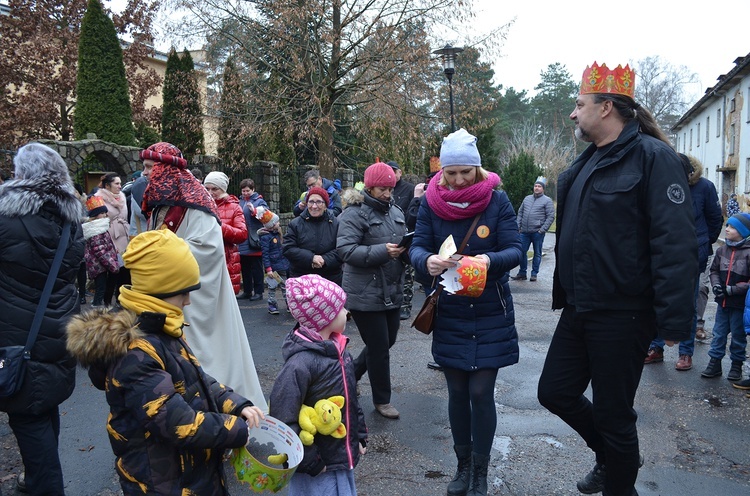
xmin=673 ymin=52 xmax=750 ymax=209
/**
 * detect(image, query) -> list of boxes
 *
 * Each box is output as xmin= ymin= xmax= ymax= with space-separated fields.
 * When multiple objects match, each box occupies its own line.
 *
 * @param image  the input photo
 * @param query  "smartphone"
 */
xmin=397 ymin=231 xmax=414 ymax=248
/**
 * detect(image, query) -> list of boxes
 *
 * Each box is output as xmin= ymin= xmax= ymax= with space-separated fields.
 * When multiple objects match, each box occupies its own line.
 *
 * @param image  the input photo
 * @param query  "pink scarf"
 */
xmin=425 ymin=170 xmax=501 ymax=220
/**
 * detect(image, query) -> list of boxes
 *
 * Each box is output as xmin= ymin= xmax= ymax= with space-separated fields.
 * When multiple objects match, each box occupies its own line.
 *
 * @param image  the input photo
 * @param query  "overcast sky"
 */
xmin=103 ymin=0 xmax=749 ymax=104
xmin=473 ymin=0 xmax=750 ymax=101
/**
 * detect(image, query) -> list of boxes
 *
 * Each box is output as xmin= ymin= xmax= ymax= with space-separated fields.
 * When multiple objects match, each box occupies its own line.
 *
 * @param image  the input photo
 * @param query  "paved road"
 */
xmin=2 ymin=233 xmax=749 ymax=495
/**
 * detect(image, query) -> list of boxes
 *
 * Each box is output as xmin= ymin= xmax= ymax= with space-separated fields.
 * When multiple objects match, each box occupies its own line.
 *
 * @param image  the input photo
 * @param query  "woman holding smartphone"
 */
xmin=337 ymin=162 xmax=408 ymax=419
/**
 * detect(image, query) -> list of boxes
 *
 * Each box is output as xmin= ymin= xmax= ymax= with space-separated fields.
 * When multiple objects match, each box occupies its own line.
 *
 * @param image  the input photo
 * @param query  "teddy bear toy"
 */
xmin=298 ymin=396 xmax=347 ymax=446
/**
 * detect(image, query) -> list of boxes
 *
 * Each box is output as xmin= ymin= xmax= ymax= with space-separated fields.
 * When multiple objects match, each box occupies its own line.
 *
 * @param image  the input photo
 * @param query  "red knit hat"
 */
xmin=364 ymin=162 xmax=396 ymax=189
xmin=286 ymin=275 xmax=347 ymax=332
xmin=306 ymin=186 xmax=330 ymax=207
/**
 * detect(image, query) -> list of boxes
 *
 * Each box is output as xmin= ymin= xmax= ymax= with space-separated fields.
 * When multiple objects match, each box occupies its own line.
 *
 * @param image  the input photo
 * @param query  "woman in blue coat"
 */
xmin=410 ymin=129 xmax=522 ymax=496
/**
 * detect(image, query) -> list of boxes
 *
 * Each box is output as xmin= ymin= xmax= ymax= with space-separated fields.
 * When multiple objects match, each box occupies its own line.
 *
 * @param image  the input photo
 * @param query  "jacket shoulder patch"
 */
xmin=667 ymin=184 xmax=686 ymax=204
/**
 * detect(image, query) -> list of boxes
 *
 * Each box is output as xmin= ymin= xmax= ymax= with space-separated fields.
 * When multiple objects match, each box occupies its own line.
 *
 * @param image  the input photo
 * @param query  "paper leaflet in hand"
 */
xmin=438 ymin=235 xmax=463 ymax=261
xmin=265 ymin=271 xmax=283 ymax=289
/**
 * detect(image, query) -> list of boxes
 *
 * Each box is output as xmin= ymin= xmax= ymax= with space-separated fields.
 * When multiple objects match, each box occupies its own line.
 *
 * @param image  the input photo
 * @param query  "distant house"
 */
xmin=672 ymin=52 xmax=750 ymax=210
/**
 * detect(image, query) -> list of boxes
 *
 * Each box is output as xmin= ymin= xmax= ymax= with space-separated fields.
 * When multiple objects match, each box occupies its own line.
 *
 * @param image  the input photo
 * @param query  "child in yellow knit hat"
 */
xmin=66 ymin=229 xmax=265 ymax=495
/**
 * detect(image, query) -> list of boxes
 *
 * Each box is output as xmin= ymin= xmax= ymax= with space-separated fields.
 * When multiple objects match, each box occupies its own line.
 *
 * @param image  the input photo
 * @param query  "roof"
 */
xmin=672 ymin=52 xmax=750 ymax=131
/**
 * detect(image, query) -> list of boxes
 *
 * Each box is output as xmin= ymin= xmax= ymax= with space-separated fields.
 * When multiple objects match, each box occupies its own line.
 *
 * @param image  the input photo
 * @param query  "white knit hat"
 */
xmin=204 ymin=171 xmax=229 ymax=192
xmin=439 ymin=128 xmax=481 ymax=167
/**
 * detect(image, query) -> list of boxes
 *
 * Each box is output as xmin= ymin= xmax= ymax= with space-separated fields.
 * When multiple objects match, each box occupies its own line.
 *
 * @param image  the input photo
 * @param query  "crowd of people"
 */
xmin=1 ymin=60 xmax=748 ymax=496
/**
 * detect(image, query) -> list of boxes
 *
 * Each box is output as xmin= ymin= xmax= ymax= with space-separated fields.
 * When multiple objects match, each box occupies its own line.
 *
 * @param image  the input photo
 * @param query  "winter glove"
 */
xmin=712 ymin=284 xmax=725 ymax=297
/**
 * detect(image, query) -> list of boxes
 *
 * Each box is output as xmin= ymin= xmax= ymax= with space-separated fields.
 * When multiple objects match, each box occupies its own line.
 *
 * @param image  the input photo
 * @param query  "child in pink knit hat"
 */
xmin=269 ymin=274 xmax=367 ymax=495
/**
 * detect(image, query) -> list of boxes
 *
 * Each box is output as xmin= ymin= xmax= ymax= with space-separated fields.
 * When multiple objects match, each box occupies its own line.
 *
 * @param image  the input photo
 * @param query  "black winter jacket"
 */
xmin=552 ymin=120 xmax=698 ymax=342
xmin=0 ymin=174 xmax=84 ymax=415
xmin=269 ymin=327 xmax=366 ymax=475
xmin=66 ymin=308 xmax=253 ymax=495
xmin=283 ymin=209 xmax=342 ymax=285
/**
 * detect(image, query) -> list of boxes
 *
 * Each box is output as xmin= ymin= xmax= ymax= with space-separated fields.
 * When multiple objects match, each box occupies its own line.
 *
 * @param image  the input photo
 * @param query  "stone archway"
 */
xmin=35 ymin=138 xmax=143 ymax=182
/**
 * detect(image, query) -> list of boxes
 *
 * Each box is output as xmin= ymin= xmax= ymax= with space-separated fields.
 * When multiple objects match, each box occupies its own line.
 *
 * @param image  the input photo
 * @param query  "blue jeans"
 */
xmin=709 ymin=306 xmax=747 ymax=363
xmin=518 ymin=231 xmax=545 ymax=276
xmin=650 ymin=276 xmax=700 ymax=356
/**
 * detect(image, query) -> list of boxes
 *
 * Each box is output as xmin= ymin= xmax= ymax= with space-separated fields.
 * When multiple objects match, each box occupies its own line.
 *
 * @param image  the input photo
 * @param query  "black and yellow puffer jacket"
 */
xmin=66 ymin=308 xmax=252 ymax=495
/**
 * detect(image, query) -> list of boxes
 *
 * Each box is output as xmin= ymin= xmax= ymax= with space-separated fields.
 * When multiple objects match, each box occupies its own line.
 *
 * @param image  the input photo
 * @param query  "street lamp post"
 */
xmin=433 ymin=44 xmax=463 ymax=132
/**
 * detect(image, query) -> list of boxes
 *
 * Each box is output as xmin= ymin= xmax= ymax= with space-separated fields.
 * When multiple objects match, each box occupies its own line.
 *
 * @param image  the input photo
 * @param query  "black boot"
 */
xmin=727 ymin=360 xmax=743 ymax=381
xmin=701 ymin=357 xmax=722 ymax=378
xmin=447 ymin=445 xmax=472 ymax=496
xmin=467 ymin=453 xmax=489 ymax=496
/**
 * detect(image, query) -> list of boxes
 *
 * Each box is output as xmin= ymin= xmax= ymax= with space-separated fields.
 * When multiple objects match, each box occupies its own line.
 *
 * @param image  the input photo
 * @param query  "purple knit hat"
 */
xmin=286 ymin=274 xmax=347 ymax=332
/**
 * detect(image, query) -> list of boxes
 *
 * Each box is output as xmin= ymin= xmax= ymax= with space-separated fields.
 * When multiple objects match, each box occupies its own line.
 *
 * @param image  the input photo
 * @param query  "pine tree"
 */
xmin=501 ymin=151 xmax=542 ymax=213
xmin=161 ymin=48 xmax=183 ymax=148
xmin=161 ymin=48 xmax=204 ymax=158
xmin=74 ymin=0 xmax=134 ymax=145
xmin=179 ymin=49 xmax=205 ymax=157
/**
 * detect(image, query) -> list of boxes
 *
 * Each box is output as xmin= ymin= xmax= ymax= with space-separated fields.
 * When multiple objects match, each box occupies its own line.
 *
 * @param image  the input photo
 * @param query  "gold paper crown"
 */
xmin=580 ymin=62 xmax=635 ymax=98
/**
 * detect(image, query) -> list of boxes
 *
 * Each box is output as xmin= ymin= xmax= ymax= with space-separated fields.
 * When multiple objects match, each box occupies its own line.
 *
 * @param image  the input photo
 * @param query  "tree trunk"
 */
xmin=318 ymin=117 xmax=334 ymax=180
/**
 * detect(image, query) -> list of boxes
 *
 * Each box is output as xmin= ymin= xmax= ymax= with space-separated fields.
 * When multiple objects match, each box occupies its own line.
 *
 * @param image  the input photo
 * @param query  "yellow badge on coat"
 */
xmin=476 ymin=225 xmax=490 ymax=238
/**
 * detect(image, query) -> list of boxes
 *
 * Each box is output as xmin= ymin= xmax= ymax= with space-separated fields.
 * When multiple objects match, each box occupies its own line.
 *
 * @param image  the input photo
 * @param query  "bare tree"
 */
xmin=634 ymin=55 xmax=698 ymax=138
xmin=501 ymin=120 xmax=575 ymax=196
xmin=166 ymin=0 xmax=509 ymax=177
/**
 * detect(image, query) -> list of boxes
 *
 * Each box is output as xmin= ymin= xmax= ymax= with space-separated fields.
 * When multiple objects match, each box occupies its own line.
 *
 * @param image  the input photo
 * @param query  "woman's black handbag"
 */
xmin=411 ymin=214 xmax=481 ymax=335
xmin=0 ymin=221 xmax=71 ymax=398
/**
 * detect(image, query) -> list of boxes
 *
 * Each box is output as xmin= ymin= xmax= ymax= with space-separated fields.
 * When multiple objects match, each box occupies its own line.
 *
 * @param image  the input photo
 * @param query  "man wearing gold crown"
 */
xmin=536 ymin=63 xmax=697 ymax=496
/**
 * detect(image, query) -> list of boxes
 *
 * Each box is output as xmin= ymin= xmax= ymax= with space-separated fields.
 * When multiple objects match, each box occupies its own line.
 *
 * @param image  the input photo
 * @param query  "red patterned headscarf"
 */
xmin=140 ymin=142 xmax=220 ymax=224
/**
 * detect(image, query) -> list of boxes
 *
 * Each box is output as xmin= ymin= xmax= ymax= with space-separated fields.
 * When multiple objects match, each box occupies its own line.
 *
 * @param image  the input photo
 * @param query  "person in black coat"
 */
xmin=0 ymin=143 xmax=85 ymax=495
xmin=283 ymin=186 xmax=343 ymax=285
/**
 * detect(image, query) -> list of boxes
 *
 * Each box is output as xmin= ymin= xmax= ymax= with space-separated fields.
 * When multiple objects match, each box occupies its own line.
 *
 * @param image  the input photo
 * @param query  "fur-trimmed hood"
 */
xmin=340 ymin=187 xmax=364 ymax=209
xmin=82 ymin=217 xmax=111 ymax=240
xmin=66 ymin=308 xmax=144 ymax=368
xmin=687 ymin=155 xmax=703 ymax=186
xmin=0 ymin=173 xmax=83 ymax=223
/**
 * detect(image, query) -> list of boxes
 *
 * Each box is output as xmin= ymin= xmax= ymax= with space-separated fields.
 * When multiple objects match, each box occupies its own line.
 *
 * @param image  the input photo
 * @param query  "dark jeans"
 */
xmin=104 ymin=267 xmax=130 ymax=306
xmin=537 ymin=306 xmax=655 ymax=496
xmin=518 ymin=231 xmax=544 ymax=276
xmin=92 ymin=272 xmax=108 ymax=306
xmin=240 ymin=255 xmax=264 ymax=296
xmin=350 ymin=308 xmax=400 ymax=405
xmin=443 ymin=367 xmax=499 ymax=456
xmin=8 ymin=407 xmax=65 ymax=495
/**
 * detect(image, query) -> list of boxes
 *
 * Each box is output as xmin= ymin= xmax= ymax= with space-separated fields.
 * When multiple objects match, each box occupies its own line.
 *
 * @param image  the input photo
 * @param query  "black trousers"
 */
xmin=350 ymin=308 xmax=400 ymax=405
xmin=537 ymin=305 xmax=655 ymax=496
xmin=240 ymin=255 xmax=264 ymax=296
xmin=8 ymin=407 xmax=65 ymax=495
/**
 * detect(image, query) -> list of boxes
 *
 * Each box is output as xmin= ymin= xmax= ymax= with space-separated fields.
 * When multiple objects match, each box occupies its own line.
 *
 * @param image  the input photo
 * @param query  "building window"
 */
xmin=689 ymin=129 xmax=693 ymax=150
xmin=730 ymin=124 xmax=736 ymax=155
xmin=730 ymin=98 xmax=736 ymax=113
xmin=706 ymin=116 xmax=710 ymax=142
xmin=683 ymin=132 xmax=687 ymax=152
xmin=697 ymin=123 xmax=700 ymax=147
xmin=746 ymin=158 xmax=750 ymax=194
xmin=717 ymin=108 xmax=722 ymax=137
xmin=747 ymin=87 xmax=750 ymax=122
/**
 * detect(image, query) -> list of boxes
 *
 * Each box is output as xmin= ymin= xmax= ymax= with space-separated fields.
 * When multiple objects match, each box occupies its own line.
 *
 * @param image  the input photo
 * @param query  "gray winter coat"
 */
xmin=516 ymin=193 xmax=555 ymax=233
xmin=336 ymin=190 xmax=407 ymax=311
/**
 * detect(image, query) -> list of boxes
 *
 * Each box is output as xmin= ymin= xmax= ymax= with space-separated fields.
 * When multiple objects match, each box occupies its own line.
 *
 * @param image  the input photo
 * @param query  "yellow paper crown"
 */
xmin=580 ymin=62 xmax=635 ymax=98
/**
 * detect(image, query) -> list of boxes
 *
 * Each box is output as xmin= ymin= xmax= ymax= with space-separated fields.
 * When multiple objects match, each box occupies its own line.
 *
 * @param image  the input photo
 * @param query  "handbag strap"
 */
xmin=23 ymin=221 xmax=71 ymax=359
xmin=430 ymin=213 xmax=483 ymax=297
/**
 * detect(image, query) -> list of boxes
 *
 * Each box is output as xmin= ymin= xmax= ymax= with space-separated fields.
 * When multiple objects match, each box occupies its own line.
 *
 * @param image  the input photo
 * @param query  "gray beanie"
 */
xmin=439 ymin=128 xmax=481 ymax=167
xmin=204 ymin=171 xmax=229 ymax=192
